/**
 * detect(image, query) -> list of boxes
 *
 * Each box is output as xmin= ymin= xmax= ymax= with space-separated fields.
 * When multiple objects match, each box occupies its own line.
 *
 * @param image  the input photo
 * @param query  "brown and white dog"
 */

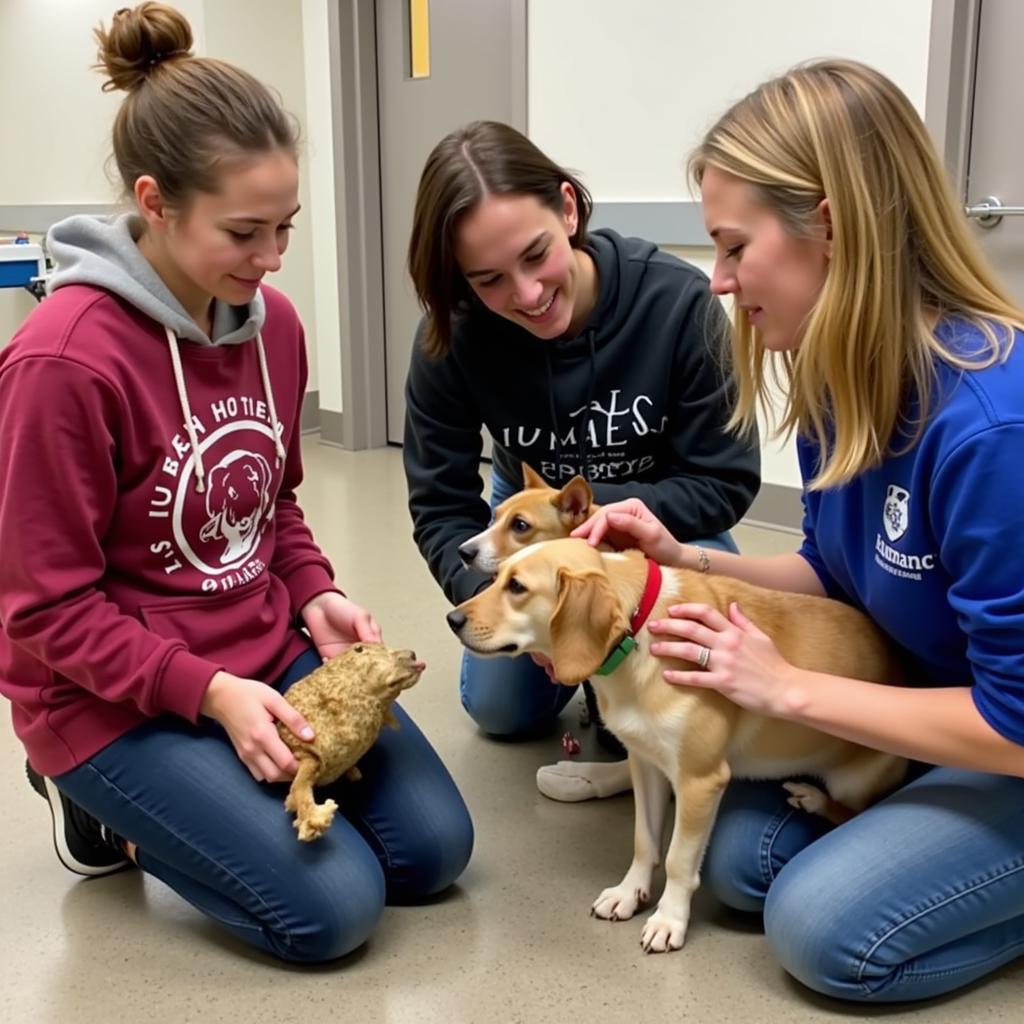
xmin=458 ymin=463 xmax=597 ymax=575
xmin=446 ymin=537 xmax=906 ymax=953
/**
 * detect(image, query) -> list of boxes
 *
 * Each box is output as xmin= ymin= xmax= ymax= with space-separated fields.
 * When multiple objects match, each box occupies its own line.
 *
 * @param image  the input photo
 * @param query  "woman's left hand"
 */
xmin=647 ymin=602 xmax=798 ymax=717
xmin=301 ymin=591 xmax=382 ymax=661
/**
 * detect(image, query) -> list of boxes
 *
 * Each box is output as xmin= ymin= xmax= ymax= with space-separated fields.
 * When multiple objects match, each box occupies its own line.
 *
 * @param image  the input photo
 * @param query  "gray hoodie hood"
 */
xmin=46 ymin=213 xmax=265 ymax=345
xmin=44 ymin=213 xmax=283 ymax=494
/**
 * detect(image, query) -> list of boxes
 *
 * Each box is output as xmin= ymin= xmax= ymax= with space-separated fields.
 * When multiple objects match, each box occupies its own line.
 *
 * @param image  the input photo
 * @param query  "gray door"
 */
xmin=376 ymin=0 xmax=526 ymax=444
xmin=964 ymin=0 xmax=1024 ymax=300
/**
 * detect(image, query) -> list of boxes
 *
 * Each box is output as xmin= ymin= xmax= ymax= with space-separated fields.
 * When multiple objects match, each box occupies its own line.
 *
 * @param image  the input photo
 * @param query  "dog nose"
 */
xmin=446 ymin=610 xmax=467 ymax=635
xmin=458 ymin=541 xmax=477 ymax=566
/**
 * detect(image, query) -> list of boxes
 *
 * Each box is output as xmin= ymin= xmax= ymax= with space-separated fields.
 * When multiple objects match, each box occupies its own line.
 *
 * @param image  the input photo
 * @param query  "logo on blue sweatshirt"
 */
xmin=874 ymin=483 xmax=937 ymax=581
xmin=883 ymin=484 xmax=910 ymax=542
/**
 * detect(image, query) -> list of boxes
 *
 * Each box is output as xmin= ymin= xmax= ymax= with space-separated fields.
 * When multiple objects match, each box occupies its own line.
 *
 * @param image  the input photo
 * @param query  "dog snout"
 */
xmin=446 ymin=610 xmax=467 ymax=635
xmin=458 ymin=541 xmax=478 ymax=566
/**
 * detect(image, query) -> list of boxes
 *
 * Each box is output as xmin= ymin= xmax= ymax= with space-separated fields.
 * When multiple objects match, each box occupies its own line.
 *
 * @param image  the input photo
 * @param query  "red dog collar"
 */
xmin=595 ymin=559 xmax=662 ymax=676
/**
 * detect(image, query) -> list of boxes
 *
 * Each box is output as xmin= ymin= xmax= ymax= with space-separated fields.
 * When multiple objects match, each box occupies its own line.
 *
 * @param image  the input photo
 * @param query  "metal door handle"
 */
xmin=964 ymin=196 xmax=1024 ymax=227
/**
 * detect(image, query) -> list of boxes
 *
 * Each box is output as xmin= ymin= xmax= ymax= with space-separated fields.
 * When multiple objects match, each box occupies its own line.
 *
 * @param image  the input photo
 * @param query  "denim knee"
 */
xmin=267 ymin=855 xmax=387 ymax=963
xmin=763 ymin=861 xmax=874 ymax=1001
xmin=461 ymin=687 xmax=557 ymax=737
xmin=387 ymin=797 xmax=475 ymax=903
xmin=702 ymin=816 xmax=771 ymax=913
xmin=459 ymin=651 xmax=569 ymax=737
xmin=460 ymin=676 xmax=543 ymax=736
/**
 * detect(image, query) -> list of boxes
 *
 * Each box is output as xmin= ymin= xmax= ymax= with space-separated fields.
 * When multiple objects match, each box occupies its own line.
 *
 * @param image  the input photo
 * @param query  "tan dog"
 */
xmin=446 ymin=538 xmax=906 ymax=952
xmin=458 ymin=463 xmax=598 ymax=575
xmin=278 ymin=642 xmax=425 ymax=841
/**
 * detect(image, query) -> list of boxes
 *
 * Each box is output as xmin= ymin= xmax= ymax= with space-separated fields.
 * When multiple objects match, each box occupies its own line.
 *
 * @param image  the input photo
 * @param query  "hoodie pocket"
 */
xmin=138 ymin=579 xmax=287 ymax=668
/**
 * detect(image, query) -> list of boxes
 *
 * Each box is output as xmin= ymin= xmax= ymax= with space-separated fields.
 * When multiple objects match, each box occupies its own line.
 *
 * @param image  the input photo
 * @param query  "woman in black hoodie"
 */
xmin=403 ymin=121 xmax=760 ymax=800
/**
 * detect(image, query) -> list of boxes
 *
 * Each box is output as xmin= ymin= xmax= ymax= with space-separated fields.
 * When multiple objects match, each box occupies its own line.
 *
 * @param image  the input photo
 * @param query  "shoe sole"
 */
xmin=33 ymin=771 xmax=128 ymax=878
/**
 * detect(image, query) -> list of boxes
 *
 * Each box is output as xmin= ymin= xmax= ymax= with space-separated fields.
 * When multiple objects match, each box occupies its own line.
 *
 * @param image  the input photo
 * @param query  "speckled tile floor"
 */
xmin=4 ymin=441 xmax=1022 ymax=1023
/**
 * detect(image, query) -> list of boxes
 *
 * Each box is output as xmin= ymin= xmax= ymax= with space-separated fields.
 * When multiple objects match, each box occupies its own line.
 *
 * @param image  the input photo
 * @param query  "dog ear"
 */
xmin=549 ymin=568 xmax=629 ymax=685
xmin=553 ymin=474 xmax=594 ymax=526
xmin=521 ymin=462 xmax=550 ymax=491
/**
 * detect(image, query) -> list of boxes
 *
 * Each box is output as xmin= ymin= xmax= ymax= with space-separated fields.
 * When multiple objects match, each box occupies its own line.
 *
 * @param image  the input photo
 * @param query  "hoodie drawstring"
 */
xmin=164 ymin=326 xmax=285 ymax=494
xmin=165 ymin=326 xmax=207 ymax=494
xmin=255 ymin=331 xmax=287 ymax=468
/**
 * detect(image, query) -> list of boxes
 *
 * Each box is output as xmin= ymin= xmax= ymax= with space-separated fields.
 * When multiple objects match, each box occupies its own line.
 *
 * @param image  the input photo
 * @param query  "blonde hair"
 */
xmin=690 ymin=59 xmax=1024 ymax=489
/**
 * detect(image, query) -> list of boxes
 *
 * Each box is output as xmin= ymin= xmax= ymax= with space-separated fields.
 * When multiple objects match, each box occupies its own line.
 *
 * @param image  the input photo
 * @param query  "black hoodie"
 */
xmin=403 ymin=229 xmax=761 ymax=604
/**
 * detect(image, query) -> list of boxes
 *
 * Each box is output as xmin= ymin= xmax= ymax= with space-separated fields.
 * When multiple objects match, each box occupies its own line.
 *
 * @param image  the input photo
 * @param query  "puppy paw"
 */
xmin=591 ymin=883 xmax=649 ymax=922
xmin=640 ymin=908 xmax=688 ymax=953
xmin=783 ymin=781 xmax=829 ymax=815
xmin=295 ymin=798 xmax=338 ymax=842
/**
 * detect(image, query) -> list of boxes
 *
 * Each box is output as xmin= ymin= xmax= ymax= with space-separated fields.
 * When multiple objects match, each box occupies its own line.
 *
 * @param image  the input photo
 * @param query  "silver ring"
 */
xmin=697 ymin=645 xmax=711 ymax=670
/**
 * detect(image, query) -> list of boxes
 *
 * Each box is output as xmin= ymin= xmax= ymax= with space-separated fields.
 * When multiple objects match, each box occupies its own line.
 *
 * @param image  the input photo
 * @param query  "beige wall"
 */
xmin=666 ymin=247 xmax=797 ymax=494
xmin=201 ymin=0 xmax=317 ymax=389
xmin=529 ymin=0 xmax=935 ymax=490
xmin=0 ymin=0 xmax=318 ymax=392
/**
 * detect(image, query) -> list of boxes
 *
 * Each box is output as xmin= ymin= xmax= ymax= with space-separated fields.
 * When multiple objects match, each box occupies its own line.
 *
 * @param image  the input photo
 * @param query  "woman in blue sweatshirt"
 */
xmin=577 ymin=60 xmax=1024 ymax=1002
xmin=403 ymin=121 xmax=761 ymax=799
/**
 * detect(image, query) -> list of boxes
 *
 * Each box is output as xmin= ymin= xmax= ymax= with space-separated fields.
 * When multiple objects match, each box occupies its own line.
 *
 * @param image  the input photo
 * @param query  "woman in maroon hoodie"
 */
xmin=0 ymin=2 xmax=471 ymax=962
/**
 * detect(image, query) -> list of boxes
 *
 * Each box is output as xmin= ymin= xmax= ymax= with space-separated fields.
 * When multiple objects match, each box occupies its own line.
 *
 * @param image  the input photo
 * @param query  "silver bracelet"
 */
xmin=694 ymin=545 xmax=711 ymax=574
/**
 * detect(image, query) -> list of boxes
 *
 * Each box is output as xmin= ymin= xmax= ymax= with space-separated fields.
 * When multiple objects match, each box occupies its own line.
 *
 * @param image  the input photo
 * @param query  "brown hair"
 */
xmin=407 ymin=121 xmax=593 ymax=358
xmin=93 ymin=2 xmax=299 ymax=208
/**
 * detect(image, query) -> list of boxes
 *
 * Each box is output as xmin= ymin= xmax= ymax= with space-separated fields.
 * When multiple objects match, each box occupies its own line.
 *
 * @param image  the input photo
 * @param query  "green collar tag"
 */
xmin=595 ymin=634 xmax=637 ymax=676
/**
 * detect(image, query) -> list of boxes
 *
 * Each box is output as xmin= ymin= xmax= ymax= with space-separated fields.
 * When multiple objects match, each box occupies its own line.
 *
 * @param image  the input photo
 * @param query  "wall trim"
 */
xmin=590 ymin=200 xmax=708 ymax=247
xmin=0 ymin=204 xmax=116 ymax=234
xmin=318 ymin=409 xmax=345 ymax=447
xmin=744 ymin=483 xmax=803 ymax=535
xmin=301 ymin=389 xmax=321 ymax=433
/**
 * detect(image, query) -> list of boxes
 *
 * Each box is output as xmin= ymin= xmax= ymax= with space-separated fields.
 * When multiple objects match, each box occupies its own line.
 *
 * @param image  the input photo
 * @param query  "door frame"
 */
xmin=925 ymin=0 xmax=980 ymax=197
xmin=322 ymin=0 xmax=528 ymax=450
xmin=326 ymin=0 xmax=971 ymax=449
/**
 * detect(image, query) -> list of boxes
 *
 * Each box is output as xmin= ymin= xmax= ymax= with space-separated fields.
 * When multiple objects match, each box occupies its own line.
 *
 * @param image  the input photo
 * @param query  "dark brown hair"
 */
xmin=93 ymin=2 xmax=299 ymax=207
xmin=407 ymin=121 xmax=593 ymax=358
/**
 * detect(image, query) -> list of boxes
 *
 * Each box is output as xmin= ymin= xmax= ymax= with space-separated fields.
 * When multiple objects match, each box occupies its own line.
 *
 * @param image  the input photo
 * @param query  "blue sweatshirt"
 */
xmin=797 ymin=318 xmax=1024 ymax=746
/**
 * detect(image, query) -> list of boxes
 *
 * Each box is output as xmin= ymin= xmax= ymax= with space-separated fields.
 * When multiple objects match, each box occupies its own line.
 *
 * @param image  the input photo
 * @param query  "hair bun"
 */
xmin=94 ymin=2 xmax=193 ymax=93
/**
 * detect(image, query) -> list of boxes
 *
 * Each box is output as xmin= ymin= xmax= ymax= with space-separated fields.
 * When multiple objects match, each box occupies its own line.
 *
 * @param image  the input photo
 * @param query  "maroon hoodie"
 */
xmin=0 ymin=282 xmax=337 ymax=775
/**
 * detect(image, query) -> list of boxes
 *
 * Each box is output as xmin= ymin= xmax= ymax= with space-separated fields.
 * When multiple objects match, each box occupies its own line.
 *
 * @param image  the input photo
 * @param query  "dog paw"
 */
xmin=591 ymin=883 xmax=649 ymax=922
xmin=783 ymin=781 xmax=829 ymax=815
xmin=640 ymin=908 xmax=688 ymax=953
xmin=295 ymin=798 xmax=338 ymax=842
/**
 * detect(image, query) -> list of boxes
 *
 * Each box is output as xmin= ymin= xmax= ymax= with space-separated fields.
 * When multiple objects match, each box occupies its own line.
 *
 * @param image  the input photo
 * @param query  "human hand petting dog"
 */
xmin=201 ymin=671 xmax=315 ymax=783
xmin=302 ymin=591 xmax=382 ymax=661
xmin=648 ymin=602 xmax=801 ymax=717
xmin=571 ymin=498 xmax=686 ymax=567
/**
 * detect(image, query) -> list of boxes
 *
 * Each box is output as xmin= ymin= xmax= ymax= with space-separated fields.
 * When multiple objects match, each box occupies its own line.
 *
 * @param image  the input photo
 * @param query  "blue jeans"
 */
xmin=460 ymin=471 xmax=740 ymax=736
xmin=703 ymin=766 xmax=1024 ymax=1002
xmin=54 ymin=647 xmax=473 ymax=963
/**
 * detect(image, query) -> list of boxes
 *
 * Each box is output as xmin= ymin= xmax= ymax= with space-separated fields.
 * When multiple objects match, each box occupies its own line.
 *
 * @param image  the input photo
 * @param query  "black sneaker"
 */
xmin=26 ymin=762 xmax=131 ymax=877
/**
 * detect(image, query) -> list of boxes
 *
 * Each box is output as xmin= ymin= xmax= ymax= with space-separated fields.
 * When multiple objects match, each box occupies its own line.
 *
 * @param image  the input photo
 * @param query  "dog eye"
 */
xmin=511 ymin=516 xmax=530 ymax=534
xmin=506 ymin=577 xmax=527 ymax=595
